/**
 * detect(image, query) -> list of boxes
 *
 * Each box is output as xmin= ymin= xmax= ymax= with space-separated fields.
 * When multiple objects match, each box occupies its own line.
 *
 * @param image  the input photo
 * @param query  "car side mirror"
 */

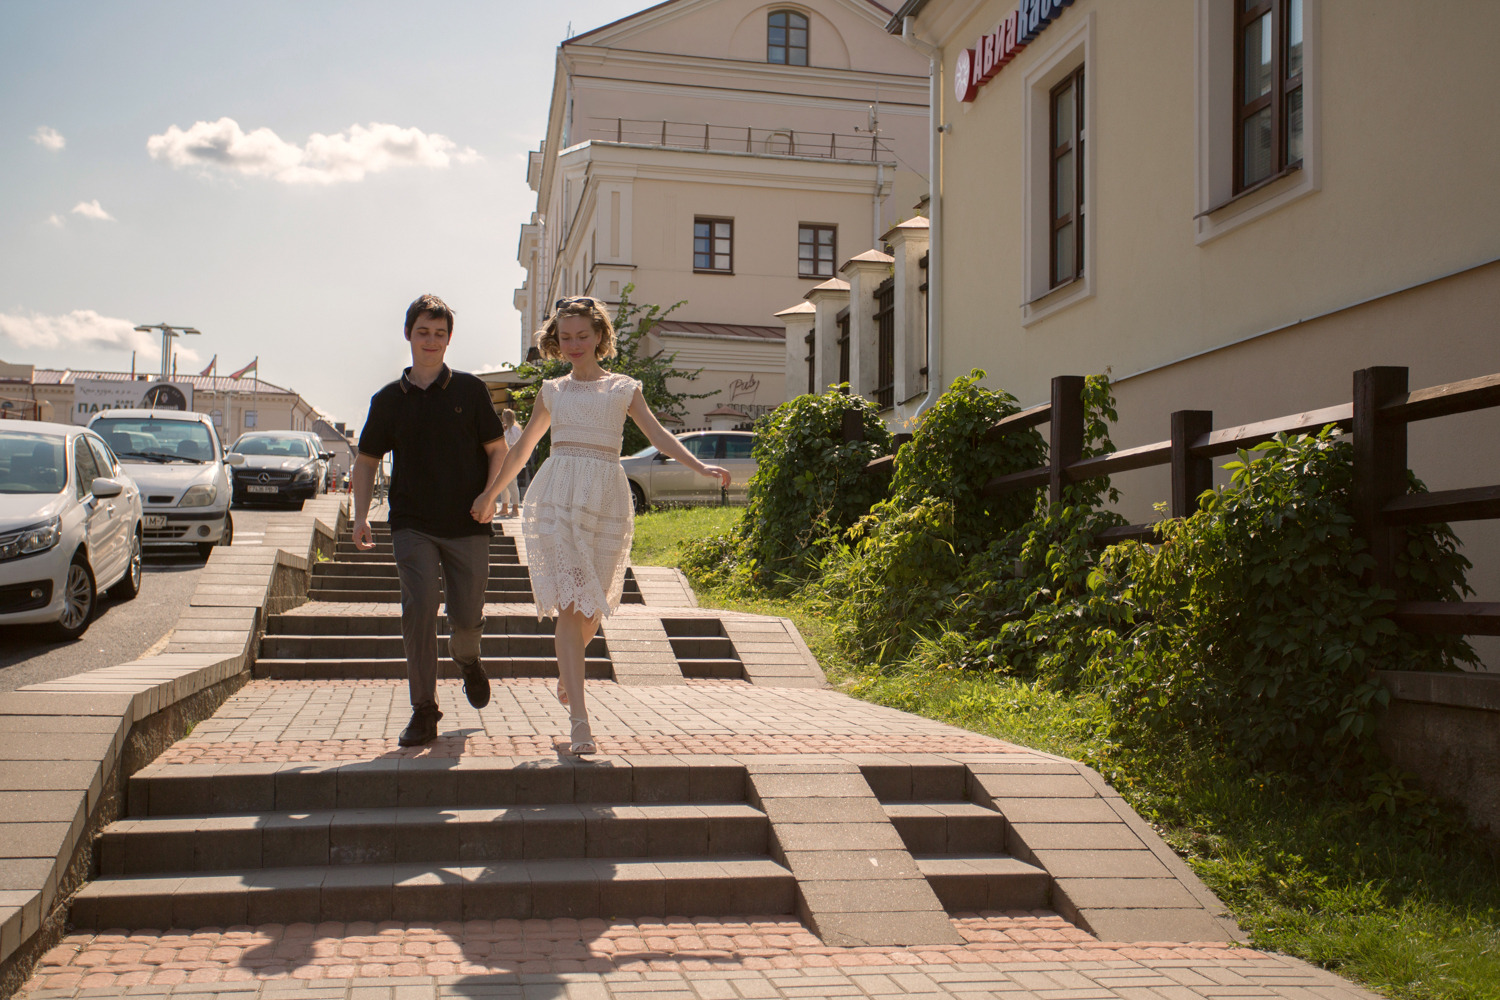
xmin=653 ymin=452 xmax=670 ymax=463
xmin=91 ymin=477 xmax=123 ymax=499
xmin=225 ymin=453 xmax=246 ymax=466
xmin=320 ymin=451 xmax=333 ymax=461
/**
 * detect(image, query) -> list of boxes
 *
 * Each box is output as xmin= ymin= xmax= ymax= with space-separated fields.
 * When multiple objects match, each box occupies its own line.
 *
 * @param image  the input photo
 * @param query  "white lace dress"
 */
xmin=522 ymin=371 xmax=639 ymax=619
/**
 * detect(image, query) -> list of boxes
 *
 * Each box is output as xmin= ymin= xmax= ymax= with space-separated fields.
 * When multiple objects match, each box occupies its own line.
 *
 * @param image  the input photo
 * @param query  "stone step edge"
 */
xmin=100 ymin=803 xmax=770 ymax=874
xmin=129 ymin=758 xmax=752 ymax=815
xmin=70 ymin=856 xmax=797 ymax=928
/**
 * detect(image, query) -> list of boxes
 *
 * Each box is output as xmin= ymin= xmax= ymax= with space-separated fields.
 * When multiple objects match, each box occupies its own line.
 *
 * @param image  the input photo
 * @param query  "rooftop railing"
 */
xmin=584 ymin=117 xmax=891 ymax=161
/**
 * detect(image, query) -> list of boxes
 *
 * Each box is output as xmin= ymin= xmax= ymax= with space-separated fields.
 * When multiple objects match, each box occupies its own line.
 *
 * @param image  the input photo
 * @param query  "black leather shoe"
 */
xmin=459 ymin=656 xmax=491 ymax=709
xmin=398 ymin=702 xmax=442 ymax=747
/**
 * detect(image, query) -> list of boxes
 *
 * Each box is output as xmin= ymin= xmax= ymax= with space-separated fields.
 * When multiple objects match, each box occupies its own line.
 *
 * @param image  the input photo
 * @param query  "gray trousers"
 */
xmin=391 ymin=528 xmax=490 ymax=709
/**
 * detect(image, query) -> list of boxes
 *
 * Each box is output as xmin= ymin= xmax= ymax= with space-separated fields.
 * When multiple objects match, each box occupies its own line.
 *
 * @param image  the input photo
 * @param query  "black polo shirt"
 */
xmin=358 ymin=365 xmax=504 ymax=537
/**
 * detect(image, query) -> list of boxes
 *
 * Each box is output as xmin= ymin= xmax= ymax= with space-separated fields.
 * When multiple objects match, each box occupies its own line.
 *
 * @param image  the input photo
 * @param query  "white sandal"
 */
xmin=569 ymin=717 xmax=594 ymax=755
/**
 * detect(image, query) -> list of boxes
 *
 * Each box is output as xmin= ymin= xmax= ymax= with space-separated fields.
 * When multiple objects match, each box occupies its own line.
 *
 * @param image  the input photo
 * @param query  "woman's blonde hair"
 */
xmin=534 ymin=297 xmax=618 ymax=361
xmin=501 ymin=408 xmax=516 ymax=429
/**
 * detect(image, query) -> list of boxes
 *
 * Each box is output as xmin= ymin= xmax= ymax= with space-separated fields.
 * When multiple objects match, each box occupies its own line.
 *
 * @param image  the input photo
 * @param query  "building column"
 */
xmin=884 ymin=217 xmax=930 ymax=407
xmin=775 ymin=301 xmax=818 ymax=398
xmin=803 ymin=278 xmax=850 ymax=394
xmin=840 ymin=250 xmax=895 ymax=404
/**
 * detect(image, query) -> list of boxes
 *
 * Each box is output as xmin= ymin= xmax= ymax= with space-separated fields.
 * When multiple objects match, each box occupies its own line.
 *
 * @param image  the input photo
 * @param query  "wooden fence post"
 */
xmin=1353 ymin=366 xmax=1409 ymax=590
xmin=1050 ymin=376 xmax=1085 ymax=504
xmin=1170 ymin=410 xmax=1214 ymax=517
xmin=841 ymin=409 xmax=865 ymax=444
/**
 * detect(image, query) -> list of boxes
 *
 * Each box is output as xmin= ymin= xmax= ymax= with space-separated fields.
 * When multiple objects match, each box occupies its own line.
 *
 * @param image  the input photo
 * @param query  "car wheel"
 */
xmin=629 ymin=482 xmax=648 ymax=515
xmin=198 ymin=512 xmax=232 ymax=559
xmin=108 ymin=530 xmax=143 ymax=600
xmin=52 ymin=554 xmax=96 ymax=640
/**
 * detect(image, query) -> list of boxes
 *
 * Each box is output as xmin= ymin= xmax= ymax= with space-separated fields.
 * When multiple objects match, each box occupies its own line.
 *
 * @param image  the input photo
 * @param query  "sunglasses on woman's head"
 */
xmin=554 ymin=296 xmax=599 ymax=310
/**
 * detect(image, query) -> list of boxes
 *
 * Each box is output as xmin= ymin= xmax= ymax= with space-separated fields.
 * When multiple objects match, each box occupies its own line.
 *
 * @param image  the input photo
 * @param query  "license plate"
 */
xmin=247 ymin=485 xmax=279 ymax=494
xmin=144 ymin=515 xmax=167 ymax=528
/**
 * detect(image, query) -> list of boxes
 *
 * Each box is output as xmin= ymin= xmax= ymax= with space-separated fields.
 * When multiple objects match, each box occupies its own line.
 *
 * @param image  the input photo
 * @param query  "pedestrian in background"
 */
xmin=350 ymin=294 xmax=506 ymax=747
xmin=497 ymin=408 xmax=523 ymax=518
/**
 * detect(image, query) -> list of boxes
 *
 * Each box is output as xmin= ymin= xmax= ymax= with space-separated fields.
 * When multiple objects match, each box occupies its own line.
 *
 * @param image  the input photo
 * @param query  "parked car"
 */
xmin=619 ymin=430 xmax=756 ymax=513
xmin=0 ymin=421 xmax=143 ymax=639
xmin=87 ymin=409 xmax=239 ymax=559
xmin=290 ymin=431 xmax=334 ymax=495
xmin=228 ymin=431 xmax=327 ymax=508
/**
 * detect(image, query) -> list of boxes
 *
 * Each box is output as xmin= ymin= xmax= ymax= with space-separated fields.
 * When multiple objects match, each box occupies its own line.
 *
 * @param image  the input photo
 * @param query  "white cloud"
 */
xmin=71 ymin=200 xmax=115 ymax=222
xmin=46 ymin=214 xmax=64 ymax=229
xmin=0 ymin=310 xmax=157 ymax=354
xmin=31 ymin=126 xmax=65 ymax=152
xmin=146 ymin=117 xmax=481 ymax=185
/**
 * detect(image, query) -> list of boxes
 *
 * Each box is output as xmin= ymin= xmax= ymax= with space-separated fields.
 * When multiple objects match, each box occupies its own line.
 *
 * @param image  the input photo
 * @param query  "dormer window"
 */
xmin=768 ymin=10 xmax=808 ymax=66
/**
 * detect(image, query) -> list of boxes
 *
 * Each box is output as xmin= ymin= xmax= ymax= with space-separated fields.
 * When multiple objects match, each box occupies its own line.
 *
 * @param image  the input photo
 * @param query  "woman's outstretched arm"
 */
xmin=626 ymin=388 xmax=731 ymax=488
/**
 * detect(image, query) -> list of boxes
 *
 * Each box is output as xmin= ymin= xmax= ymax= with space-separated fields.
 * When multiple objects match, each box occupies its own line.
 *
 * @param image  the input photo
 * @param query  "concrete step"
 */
xmin=306 ymin=589 xmax=539 ymax=604
xmin=333 ymin=552 xmax=522 ymax=566
xmin=252 ymin=657 xmax=615 ymax=680
xmin=128 ymin=758 xmax=751 ymax=815
xmin=674 ymin=659 xmax=745 ymax=679
xmin=259 ymin=634 xmax=607 ymax=659
xmin=313 ymin=562 xmax=531 ymax=579
xmin=667 ymin=636 xmax=736 ymax=659
xmin=883 ymin=801 xmax=1007 ymax=855
xmin=914 ymin=854 xmax=1050 ymax=912
xmin=71 ymin=856 xmax=797 ymax=927
xmin=265 ymin=613 xmax=579 ymax=637
xmin=333 ymin=542 xmax=517 ymax=556
xmin=858 ymin=761 xmax=970 ymax=802
xmin=100 ymin=803 xmax=771 ymax=874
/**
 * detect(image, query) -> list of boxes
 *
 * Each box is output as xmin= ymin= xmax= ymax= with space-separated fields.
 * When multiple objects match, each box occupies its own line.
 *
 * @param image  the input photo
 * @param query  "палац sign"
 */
xmin=72 ymin=379 xmax=195 ymax=425
xmin=955 ymin=0 xmax=1075 ymax=103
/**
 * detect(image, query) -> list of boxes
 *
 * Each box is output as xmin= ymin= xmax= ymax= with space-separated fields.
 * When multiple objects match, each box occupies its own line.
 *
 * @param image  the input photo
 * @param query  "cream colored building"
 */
xmin=513 ymin=0 xmax=932 ymax=427
xmin=787 ymin=0 xmax=1500 ymax=659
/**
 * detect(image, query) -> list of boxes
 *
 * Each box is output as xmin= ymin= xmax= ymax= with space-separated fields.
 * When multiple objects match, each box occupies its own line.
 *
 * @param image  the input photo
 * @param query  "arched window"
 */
xmin=768 ymin=10 xmax=808 ymax=66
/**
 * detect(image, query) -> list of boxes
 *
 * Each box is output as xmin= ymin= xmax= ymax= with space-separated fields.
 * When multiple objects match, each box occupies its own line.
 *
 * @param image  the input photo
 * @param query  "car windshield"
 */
xmin=628 ymin=445 xmax=659 ymax=459
xmin=0 ymin=431 xmax=68 ymax=494
xmin=232 ymin=436 xmax=312 ymax=458
xmin=92 ymin=417 xmax=215 ymax=463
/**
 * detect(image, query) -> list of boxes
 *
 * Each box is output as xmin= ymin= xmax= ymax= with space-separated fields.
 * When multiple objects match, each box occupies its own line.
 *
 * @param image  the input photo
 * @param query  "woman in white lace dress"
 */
xmin=478 ymin=297 xmax=730 ymax=754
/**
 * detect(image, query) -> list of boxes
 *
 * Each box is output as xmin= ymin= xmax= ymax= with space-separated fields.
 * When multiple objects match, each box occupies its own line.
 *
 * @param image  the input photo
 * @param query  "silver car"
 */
xmin=619 ymin=430 xmax=756 ymax=513
xmin=0 ymin=422 xmax=143 ymax=638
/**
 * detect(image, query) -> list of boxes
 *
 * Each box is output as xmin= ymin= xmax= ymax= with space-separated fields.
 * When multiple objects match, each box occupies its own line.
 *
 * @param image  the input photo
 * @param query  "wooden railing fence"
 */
xmin=853 ymin=365 xmax=1500 ymax=637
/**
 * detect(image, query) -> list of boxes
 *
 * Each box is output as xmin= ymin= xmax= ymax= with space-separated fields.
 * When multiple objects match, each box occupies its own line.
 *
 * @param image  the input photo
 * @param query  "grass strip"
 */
xmin=631 ymin=506 xmax=1500 ymax=1000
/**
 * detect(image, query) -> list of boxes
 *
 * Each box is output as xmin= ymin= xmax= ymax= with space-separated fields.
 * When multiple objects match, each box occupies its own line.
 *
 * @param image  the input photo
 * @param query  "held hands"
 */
xmin=699 ymin=464 xmax=731 ymax=489
xmin=353 ymin=519 xmax=375 ymax=550
xmin=471 ymin=489 xmax=498 ymax=524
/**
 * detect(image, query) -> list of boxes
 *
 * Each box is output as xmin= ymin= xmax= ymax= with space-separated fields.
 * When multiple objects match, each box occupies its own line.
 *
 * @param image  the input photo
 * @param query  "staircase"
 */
xmin=74 ymin=759 xmax=797 ymax=928
xmin=310 ymin=522 xmax=644 ymax=605
xmin=861 ymin=761 xmax=1050 ymax=912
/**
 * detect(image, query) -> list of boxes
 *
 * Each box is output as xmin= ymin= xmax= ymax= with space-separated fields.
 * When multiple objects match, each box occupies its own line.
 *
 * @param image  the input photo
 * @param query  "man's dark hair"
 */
xmin=404 ymin=294 xmax=455 ymax=340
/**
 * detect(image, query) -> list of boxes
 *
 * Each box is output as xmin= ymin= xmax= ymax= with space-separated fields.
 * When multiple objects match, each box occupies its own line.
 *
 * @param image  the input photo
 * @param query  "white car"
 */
xmin=87 ymin=409 xmax=242 ymax=559
xmin=619 ymin=430 xmax=757 ymax=513
xmin=0 ymin=421 xmax=143 ymax=639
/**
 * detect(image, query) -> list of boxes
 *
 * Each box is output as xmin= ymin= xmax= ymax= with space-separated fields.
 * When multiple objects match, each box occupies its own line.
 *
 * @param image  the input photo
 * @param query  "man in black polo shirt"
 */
xmin=352 ymin=294 xmax=507 ymax=747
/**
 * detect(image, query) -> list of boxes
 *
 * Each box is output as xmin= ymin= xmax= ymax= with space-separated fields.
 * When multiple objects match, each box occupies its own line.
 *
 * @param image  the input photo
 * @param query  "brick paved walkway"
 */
xmin=159 ymin=679 xmax=1025 ymax=760
xmin=25 ymin=911 xmax=1368 ymax=999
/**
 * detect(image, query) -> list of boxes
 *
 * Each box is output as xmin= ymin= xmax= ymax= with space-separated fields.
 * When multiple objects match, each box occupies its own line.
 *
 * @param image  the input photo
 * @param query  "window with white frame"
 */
xmin=1195 ymin=0 xmax=1317 ymax=242
xmin=1021 ymin=11 xmax=1092 ymax=323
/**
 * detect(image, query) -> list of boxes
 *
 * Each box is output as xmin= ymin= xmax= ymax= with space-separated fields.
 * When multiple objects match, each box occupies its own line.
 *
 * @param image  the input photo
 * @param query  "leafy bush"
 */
xmin=1047 ymin=429 xmax=1472 ymax=778
xmin=681 ymin=387 xmax=892 ymax=590
xmin=818 ymin=370 xmax=1047 ymax=660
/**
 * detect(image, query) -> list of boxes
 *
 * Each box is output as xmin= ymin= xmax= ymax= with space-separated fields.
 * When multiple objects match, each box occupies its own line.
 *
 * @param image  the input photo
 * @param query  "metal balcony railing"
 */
xmin=585 ymin=117 xmax=891 ymax=162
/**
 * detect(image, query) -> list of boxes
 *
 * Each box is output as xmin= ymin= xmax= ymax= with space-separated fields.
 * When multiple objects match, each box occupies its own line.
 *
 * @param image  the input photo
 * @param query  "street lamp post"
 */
xmin=132 ymin=323 xmax=201 ymax=378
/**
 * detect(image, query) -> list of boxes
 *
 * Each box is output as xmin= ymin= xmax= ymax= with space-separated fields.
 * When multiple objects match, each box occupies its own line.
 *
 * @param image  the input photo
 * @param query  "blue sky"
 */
xmin=0 ymin=0 xmax=642 ymax=428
